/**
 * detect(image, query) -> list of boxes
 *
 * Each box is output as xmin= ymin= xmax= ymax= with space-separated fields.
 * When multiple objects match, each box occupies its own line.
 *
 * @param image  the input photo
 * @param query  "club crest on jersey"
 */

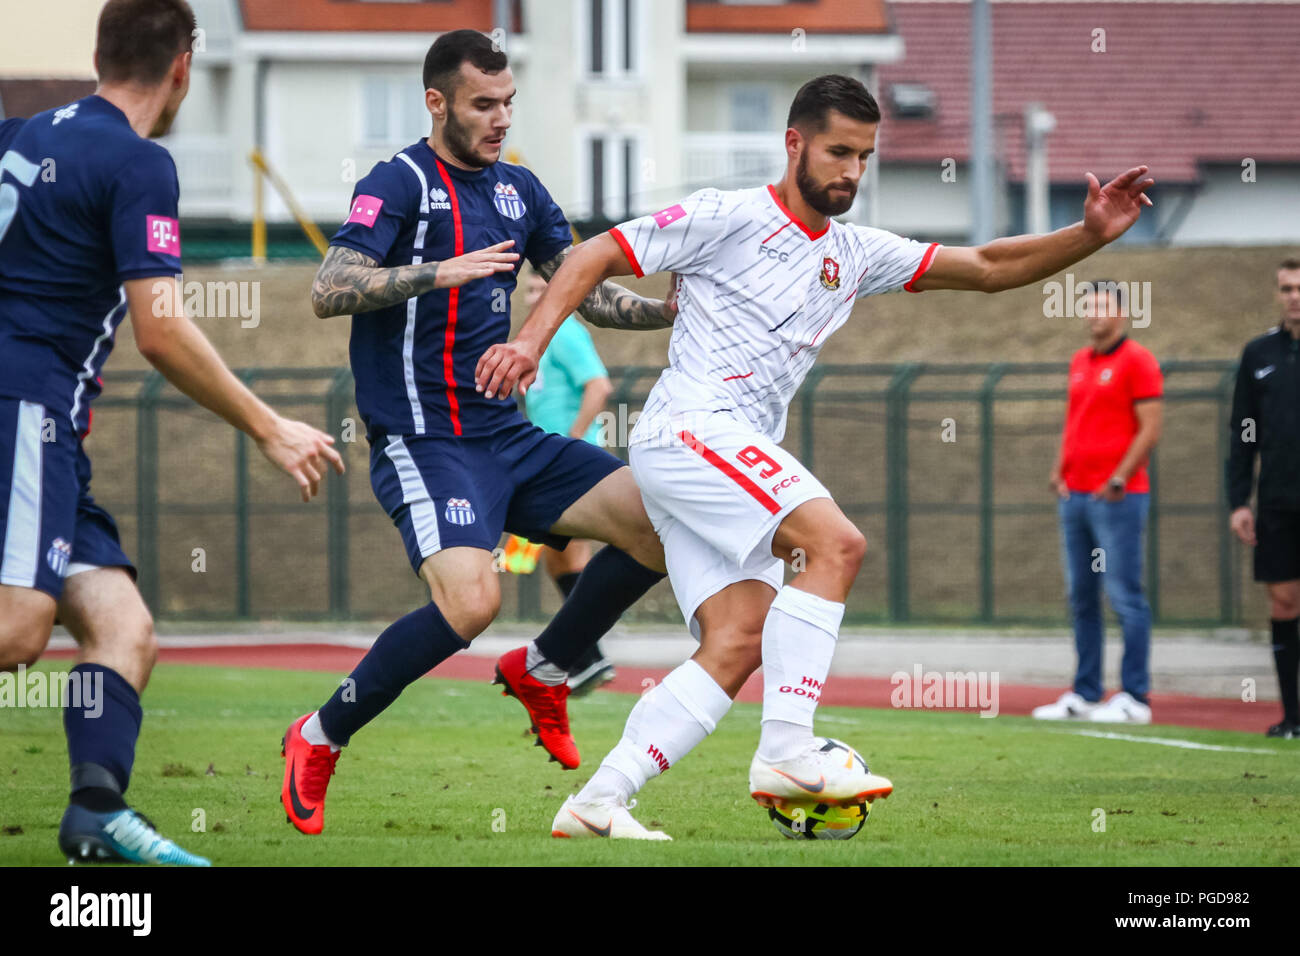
xmin=429 ymin=187 xmax=451 ymax=211
xmin=493 ymin=182 xmax=526 ymax=220
xmin=819 ymin=257 xmax=841 ymax=290
xmin=444 ymin=498 xmax=476 ymax=526
xmin=46 ymin=538 xmax=72 ymax=578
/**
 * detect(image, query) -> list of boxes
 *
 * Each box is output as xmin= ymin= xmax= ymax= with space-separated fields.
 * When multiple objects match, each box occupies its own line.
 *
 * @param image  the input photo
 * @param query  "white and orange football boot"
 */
xmin=749 ymin=737 xmax=893 ymax=809
xmin=550 ymin=795 xmax=672 ymax=841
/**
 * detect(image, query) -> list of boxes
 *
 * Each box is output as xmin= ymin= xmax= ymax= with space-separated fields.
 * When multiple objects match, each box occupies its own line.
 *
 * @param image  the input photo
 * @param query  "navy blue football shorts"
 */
xmin=0 ymin=398 xmax=135 ymax=599
xmin=369 ymin=416 xmax=625 ymax=574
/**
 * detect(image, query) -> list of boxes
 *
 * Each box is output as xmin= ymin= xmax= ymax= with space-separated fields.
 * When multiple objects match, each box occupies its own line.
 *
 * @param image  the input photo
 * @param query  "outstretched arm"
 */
xmin=911 ymin=166 xmax=1155 ymax=293
xmin=310 ymin=241 xmax=520 ymax=318
xmin=476 ymin=234 xmax=674 ymax=399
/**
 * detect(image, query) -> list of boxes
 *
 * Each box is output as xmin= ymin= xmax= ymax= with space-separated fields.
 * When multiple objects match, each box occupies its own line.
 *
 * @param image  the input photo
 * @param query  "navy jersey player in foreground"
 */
xmin=280 ymin=30 xmax=675 ymax=835
xmin=0 ymin=0 xmax=342 ymax=865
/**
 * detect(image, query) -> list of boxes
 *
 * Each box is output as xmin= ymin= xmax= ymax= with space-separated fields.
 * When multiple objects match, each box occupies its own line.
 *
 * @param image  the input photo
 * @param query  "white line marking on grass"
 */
xmin=1060 ymin=729 xmax=1278 ymax=754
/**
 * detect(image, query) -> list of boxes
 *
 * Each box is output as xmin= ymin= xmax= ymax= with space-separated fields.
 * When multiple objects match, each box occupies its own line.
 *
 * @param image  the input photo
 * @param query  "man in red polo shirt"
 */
xmin=1035 ymin=280 xmax=1164 ymax=723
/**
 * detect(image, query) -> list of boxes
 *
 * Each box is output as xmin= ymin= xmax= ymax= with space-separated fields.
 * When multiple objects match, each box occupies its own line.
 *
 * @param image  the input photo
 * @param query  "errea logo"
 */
xmin=429 ymin=187 xmax=451 ymax=211
xmin=52 ymin=104 xmax=79 ymax=125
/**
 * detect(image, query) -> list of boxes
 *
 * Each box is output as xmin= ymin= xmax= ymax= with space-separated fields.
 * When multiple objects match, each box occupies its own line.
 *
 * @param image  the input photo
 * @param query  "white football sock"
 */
xmin=758 ymin=585 xmax=844 ymax=762
xmin=525 ymin=641 xmax=568 ymax=686
xmin=301 ymin=711 xmax=340 ymax=752
xmin=577 ymin=659 xmax=732 ymax=804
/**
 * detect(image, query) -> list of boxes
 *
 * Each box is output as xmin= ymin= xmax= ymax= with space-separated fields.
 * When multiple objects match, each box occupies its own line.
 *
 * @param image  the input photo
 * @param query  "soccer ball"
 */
xmin=769 ymin=799 xmax=870 ymax=840
xmin=766 ymin=738 xmax=877 ymax=841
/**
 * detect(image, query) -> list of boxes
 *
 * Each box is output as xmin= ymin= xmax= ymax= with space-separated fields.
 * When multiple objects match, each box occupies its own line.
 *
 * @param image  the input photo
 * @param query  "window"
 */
xmin=585 ymin=0 xmax=640 ymax=78
xmin=360 ymin=75 xmax=430 ymax=147
xmin=730 ymin=85 xmax=772 ymax=133
xmin=582 ymin=131 xmax=642 ymax=221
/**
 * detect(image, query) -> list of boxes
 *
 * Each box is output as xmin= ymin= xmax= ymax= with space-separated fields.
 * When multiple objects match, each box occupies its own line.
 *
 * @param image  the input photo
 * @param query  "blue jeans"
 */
xmin=1057 ymin=492 xmax=1151 ymax=702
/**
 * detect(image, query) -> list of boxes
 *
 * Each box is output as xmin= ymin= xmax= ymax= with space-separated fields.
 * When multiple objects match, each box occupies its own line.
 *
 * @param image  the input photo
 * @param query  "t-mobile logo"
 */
xmin=146 ymin=215 xmax=180 ymax=254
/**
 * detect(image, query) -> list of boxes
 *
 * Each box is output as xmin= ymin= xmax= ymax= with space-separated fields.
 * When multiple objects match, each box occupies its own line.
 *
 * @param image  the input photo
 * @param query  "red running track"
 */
xmin=44 ymin=643 xmax=1269 ymax=735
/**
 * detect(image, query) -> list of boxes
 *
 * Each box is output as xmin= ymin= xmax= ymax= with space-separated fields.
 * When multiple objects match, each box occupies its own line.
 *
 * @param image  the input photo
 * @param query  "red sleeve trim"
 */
xmin=903 ymin=242 xmax=941 ymax=292
xmin=608 ymin=227 xmax=644 ymax=278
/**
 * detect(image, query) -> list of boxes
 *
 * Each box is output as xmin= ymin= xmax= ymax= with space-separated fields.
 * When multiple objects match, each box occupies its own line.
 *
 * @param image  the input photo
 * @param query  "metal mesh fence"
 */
xmin=87 ymin=361 xmax=1250 ymax=625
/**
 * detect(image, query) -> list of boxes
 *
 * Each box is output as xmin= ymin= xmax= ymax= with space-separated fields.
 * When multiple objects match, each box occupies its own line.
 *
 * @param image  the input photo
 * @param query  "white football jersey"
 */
xmin=612 ymin=185 xmax=939 ymax=443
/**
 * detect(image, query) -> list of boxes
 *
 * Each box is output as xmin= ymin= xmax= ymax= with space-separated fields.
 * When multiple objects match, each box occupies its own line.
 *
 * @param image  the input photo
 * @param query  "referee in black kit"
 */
xmin=1227 ymin=257 xmax=1300 ymax=738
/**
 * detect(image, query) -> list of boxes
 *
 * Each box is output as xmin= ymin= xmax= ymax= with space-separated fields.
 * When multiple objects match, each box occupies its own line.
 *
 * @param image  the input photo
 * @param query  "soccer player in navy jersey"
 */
xmin=280 ymin=30 xmax=675 ymax=835
xmin=0 ymin=0 xmax=342 ymax=865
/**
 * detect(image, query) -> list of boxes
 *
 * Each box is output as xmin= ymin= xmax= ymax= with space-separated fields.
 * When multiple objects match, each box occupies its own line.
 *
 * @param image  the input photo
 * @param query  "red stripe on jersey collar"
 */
xmin=766 ymin=185 xmax=829 ymax=241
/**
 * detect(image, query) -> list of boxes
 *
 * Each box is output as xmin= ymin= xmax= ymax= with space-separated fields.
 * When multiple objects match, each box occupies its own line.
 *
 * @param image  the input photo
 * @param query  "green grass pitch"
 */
xmin=2 ymin=662 xmax=1297 ymax=866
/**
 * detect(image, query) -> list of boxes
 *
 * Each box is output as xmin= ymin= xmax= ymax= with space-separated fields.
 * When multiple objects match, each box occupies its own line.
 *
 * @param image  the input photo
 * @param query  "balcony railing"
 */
xmin=683 ymin=132 xmax=787 ymax=190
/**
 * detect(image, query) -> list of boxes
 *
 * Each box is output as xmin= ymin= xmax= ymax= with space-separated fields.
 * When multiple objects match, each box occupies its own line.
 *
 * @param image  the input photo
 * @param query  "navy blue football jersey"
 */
xmin=0 ymin=96 xmax=182 ymax=434
xmin=332 ymin=140 xmax=573 ymax=439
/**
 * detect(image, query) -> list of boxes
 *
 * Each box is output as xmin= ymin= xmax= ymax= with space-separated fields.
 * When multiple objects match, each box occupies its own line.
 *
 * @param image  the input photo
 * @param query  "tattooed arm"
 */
xmin=536 ymin=246 xmax=675 ymax=331
xmin=476 ymin=233 xmax=677 ymax=399
xmin=311 ymin=240 xmax=520 ymax=318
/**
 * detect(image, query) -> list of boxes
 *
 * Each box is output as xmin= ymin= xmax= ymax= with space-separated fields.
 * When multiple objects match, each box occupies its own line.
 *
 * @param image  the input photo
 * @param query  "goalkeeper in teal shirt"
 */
xmin=522 ymin=273 xmax=616 ymax=694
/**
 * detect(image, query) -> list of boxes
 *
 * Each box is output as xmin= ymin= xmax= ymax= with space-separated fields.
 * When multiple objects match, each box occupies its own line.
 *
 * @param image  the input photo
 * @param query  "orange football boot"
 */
xmin=281 ymin=713 xmax=341 ymax=835
xmin=493 ymin=646 xmax=580 ymax=769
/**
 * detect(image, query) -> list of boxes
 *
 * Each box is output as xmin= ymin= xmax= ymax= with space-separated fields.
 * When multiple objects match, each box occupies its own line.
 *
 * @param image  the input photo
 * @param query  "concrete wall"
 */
xmin=1170 ymin=165 xmax=1300 ymax=245
xmin=0 ymin=0 xmax=102 ymax=79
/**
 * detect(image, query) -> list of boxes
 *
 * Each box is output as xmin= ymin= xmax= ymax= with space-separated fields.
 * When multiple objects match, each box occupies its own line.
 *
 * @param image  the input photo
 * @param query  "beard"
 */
xmin=149 ymin=100 xmax=179 ymax=139
xmin=442 ymin=104 xmax=493 ymax=169
xmin=795 ymin=151 xmax=857 ymax=218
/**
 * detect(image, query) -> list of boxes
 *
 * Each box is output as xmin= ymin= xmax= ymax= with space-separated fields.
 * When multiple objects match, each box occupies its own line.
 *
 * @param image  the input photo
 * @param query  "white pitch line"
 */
xmin=1059 ymin=729 xmax=1279 ymax=754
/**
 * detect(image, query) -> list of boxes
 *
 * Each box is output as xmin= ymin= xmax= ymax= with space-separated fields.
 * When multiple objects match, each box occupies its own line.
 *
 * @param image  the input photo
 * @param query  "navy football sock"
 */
xmin=534 ymin=546 xmax=665 ymax=671
xmin=1272 ymin=618 xmax=1299 ymax=725
xmin=318 ymin=602 xmax=470 ymax=747
xmin=554 ymin=571 xmax=581 ymax=600
xmin=63 ymin=664 xmax=141 ymax=803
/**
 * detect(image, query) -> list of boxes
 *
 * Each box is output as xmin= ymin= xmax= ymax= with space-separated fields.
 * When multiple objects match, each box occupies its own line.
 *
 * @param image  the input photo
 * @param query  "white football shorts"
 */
xmin=630 ymin=409 xmax=831 ymax=637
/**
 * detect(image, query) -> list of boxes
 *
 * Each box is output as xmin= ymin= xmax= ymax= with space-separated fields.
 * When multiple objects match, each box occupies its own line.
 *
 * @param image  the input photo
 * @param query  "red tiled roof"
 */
xmin=876 ymin=2 xmax=1300 ymax=184
xmin=686 ymin=0 xmax=891 ymax=34
xmin=239 ymin=0 xmax=492 ymax=32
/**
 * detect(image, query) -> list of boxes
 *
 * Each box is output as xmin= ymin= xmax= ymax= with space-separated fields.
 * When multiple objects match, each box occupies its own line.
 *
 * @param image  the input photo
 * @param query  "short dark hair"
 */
xmin=1279 ymin=257 xmax=1300 ymax=272
xmin=96 ymin=0 xmax=196 ymax=85
xmin=423 ymin=29 xmax=509 ymax=100
xmin=787 ymin=74 xmax=880 ymax=134
xmin=1087 ymin=278 xmax=1127 ymax=313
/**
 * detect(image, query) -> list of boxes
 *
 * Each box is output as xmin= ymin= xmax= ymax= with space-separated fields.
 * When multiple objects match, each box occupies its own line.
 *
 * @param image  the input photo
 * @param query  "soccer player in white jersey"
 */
xmin=477 ymin=74 xmax=1154 ymax=839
